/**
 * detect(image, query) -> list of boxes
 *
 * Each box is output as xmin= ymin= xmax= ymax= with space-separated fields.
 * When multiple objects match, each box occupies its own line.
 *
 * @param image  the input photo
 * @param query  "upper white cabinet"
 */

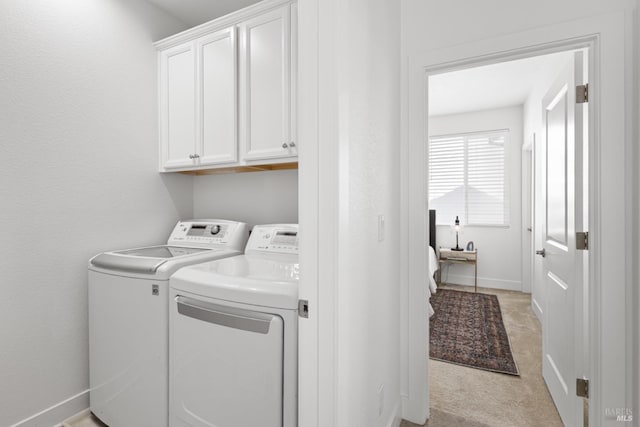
xmin=159 ymin=42 xmax=196 ymax=170
xmin=239 ymin=7 xmax=295 ymax=161
xmin=157 ymin=0 xmax=297 ymax=173
xmin=199 ymin=27 xmax=238 ymax=166
xmin=159 ymin=27 xmax=237 ymax=170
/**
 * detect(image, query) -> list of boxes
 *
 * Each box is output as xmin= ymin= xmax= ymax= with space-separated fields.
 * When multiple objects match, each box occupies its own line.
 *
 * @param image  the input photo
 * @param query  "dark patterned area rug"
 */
xmin=429 ymin=289 xmax=519 ymax=376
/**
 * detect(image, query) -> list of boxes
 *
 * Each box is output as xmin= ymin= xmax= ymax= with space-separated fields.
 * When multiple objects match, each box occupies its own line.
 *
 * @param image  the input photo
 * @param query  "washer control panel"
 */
xmin=168 ymin=220 xmax=248 ymax=251
xmin=245 ymin=224 xmax=299 ymax=254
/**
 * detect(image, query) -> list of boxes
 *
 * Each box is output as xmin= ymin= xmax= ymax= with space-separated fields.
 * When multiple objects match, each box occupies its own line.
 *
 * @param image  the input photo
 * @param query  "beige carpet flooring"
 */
xmin=401 ymin=284 xmax=562 ymax=427
xmin=61 ymin=411 xmax=106 ymax=427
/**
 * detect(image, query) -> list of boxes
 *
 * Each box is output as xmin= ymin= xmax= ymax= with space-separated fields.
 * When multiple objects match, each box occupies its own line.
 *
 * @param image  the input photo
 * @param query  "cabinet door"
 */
xmin=240 ymin=6 xmax=293 ymax=161
xmin=160 ymin=42 xmax=197 ymax=170
xmin=198 ymin=27 xmax=238 ymax=166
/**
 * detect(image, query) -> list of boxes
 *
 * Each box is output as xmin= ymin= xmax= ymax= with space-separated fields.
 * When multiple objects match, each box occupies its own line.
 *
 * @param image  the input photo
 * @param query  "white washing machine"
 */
xmin=169 ymin=224 xmax=299 ymax=427
xmin=88 ymin=219 xmax=249 ymax=427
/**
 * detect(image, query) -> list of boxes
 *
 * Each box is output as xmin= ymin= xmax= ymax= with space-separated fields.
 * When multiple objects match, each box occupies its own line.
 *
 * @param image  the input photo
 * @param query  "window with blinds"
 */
xmin=428 ymin=129 xmax=510 ymax=226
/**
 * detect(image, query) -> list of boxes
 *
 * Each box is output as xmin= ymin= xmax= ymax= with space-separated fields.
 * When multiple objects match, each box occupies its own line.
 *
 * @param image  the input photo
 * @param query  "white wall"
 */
xmin=401 ymin=1 xmax=633 ymax=54
xmin=193 ymin=170 xmax=298 ymax=227
xmin=429 ymin=106 xmax=523 ymax=291
xmin=296 ymin=0 xmax=402 ymax=425
xmin=635 ymin=1 xmax=640 ymax=419
xmin=400 ymin=0 xmax=637 ymax=424
xmin=332 ymin=1 xmax=401 ymax=424
xmin=0 ymin=1 xmax=187 ymax=425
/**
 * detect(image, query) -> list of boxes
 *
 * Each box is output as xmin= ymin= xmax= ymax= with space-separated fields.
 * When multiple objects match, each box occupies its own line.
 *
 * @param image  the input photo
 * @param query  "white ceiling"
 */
xmin=429 ymin=51 xmax=572 ymax=117
xmin=146 ymin=0 xmax=261 ymax=27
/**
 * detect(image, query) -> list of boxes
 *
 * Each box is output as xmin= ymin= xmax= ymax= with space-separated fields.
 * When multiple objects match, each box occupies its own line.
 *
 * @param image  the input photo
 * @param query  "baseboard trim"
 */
xmin=532 ymin=297 xmax=543 ymax=323
xmin=386 ymin=400 xmax=402 ymax=427
xmin=441 ymin=273 xmax=522 ymax=292
xmin=10 ymin=390 xmax=89 ymax=427
xmin=401 ymin=394 xmax=428 ymax=425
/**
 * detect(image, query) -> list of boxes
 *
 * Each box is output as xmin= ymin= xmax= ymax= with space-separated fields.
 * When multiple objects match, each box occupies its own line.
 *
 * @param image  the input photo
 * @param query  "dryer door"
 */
xmin=170 ymin=294 xmax=284 ymax=427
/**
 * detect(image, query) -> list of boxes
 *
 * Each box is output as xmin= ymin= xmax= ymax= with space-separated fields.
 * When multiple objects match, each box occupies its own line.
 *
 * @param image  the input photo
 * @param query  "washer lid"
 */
xmin=170 ymin=254 xmax=299 ymax=309
xmin=90 ymin=245 xmax=216 ymax=274
xmin=115 ymin=245 xmax=209 ymax=258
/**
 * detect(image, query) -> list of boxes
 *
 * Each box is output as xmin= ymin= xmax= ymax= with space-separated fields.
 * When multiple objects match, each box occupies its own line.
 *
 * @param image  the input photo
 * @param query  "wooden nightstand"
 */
xmin=437 ymin=248 xmax=478 ymax=292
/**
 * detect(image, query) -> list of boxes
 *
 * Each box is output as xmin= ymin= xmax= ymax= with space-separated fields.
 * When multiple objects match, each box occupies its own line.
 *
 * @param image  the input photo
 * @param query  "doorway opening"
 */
xmin=423 ymin=48 xmax=590 ymax=426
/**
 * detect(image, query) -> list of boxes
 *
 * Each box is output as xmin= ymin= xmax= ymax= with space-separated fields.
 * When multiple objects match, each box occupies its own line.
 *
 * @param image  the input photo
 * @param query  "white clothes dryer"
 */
xmin=88 ymin=219 xmax=248 ymax=427
xmin=169 ymin=224 xmax=299 ymax=427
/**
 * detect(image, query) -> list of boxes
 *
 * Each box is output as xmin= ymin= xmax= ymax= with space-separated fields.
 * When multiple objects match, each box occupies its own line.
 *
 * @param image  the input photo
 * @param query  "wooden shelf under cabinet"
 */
xmin=177 ymin=162 xmax=298 ymax=175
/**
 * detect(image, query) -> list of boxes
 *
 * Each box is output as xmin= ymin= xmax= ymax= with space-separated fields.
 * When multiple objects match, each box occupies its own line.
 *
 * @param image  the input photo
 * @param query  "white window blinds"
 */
xmin=428 ymin=130 xmax=510 ymax=226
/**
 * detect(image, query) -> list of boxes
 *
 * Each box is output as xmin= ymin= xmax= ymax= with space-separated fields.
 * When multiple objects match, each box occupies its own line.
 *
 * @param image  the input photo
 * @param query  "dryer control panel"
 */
xmin=168 ymin=220 xmax=249 ymax=251
xmin=246 ymin=224 xmax=299 ymax=255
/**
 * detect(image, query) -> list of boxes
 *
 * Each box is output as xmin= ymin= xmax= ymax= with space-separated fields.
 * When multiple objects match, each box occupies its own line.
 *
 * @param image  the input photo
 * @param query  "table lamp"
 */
xmin=452 ymin=216 xmax=463 ymax=251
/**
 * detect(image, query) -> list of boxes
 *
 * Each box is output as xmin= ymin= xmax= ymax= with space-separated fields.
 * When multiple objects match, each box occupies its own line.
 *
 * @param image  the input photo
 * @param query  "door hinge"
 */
xmin=576 ymin=378 xmax=589 ymax=398
xmin=576 ymin=84 xmax=589 ymax=103
xmin=298 ymin=299 xmax=309 ymax=318
xmin=576 ymin=231 xmax=589 ymax=250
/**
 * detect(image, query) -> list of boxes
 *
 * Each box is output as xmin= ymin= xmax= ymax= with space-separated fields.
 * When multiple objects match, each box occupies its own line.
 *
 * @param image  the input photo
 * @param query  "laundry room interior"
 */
xmin=1 ymin=1 xmax=638 ymax=427
xmin=2 ymin=1 xmax=300 ymax=426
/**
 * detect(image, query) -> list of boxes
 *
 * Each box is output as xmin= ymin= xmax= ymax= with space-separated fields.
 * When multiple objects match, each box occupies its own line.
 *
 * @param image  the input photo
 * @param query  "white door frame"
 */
xmin=401 ymin=12 xmax=633 ymax=425
xmin=522 ymin=147 xmax=533 ymax=295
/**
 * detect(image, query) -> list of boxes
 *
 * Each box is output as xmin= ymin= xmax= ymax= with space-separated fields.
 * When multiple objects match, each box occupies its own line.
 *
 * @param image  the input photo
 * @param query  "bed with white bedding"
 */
xmin=428 ymin=245 xmax=439 ymax=317
xmin=428 ymin=209 xmax=438 ymax=317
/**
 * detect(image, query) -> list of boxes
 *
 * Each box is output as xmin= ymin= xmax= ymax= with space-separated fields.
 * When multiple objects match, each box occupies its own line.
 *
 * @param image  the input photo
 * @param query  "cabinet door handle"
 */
xmin=188 ymin=154 xmax=194 ymax=159
xmin=289 ymin=141 xmax=296 ymax=147
xmin=282 ymin=143 xmax=289 ymax=149
xmin=193 ymin=153 xmax=200 ymax=159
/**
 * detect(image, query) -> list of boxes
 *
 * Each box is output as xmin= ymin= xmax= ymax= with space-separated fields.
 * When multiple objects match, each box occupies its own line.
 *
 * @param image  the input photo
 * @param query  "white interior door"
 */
xmin=540 ymin=51 xmax=586 ymax=426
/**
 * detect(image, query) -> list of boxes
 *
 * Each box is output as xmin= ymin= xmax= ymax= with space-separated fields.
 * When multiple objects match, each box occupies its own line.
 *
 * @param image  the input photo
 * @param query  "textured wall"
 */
xmin=193 ymin=170 xmax=298 ymax=227
xmin=0 ymin=1 xmax=187 ymax=425
xmin=296 ymin=0 xmax=402 ymax=424
xmin=401 ymin=0 xmax=633 ymax=54
xmin=331 ymin=0 xmax=402 ymax=425
xmin=636 ymin=1 xmax=640 ymax=419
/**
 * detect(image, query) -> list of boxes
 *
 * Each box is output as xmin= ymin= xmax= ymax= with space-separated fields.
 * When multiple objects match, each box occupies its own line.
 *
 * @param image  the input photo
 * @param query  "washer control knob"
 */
xmin=210 ymin=225 xmax=221 ymax=235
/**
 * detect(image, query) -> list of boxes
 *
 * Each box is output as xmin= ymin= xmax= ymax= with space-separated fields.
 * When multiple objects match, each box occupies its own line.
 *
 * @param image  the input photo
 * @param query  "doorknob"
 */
xmin=535 ymin=248 xmax=546 ymax=257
